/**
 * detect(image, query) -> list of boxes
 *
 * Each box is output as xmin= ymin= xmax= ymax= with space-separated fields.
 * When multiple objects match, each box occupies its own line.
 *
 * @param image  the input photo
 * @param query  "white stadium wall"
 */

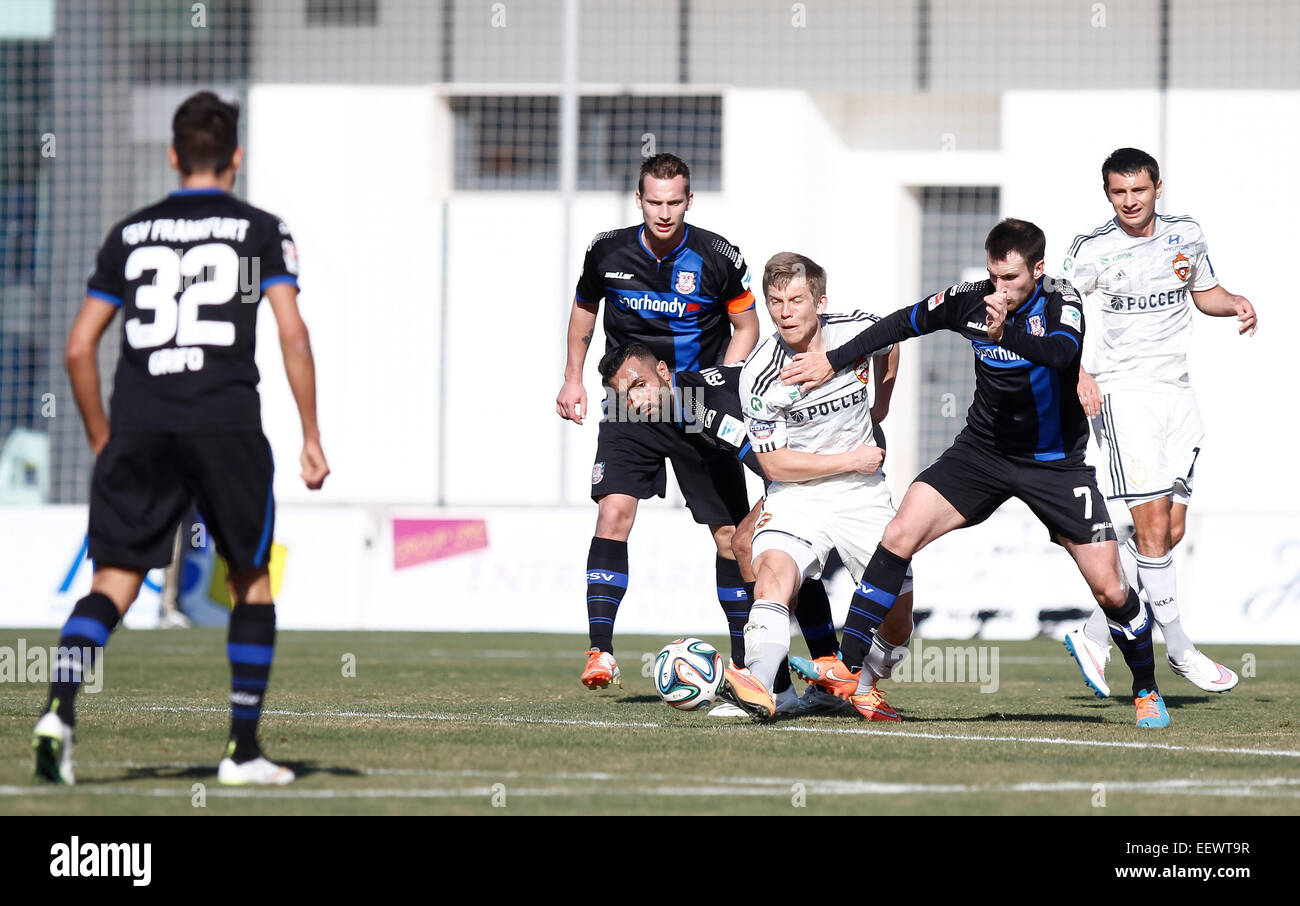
xmin=12 ymin=84 xmax=1286 ymax=638
xmin=4 ymin=504 xmax=1299 ymax=645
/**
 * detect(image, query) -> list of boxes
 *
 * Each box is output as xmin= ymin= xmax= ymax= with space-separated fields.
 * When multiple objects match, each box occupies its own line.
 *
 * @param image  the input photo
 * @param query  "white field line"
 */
xmin=121 ymin=704 xmax=1300 ymax=760
xmin=4 ymin=776 xmax=1300 ymax=800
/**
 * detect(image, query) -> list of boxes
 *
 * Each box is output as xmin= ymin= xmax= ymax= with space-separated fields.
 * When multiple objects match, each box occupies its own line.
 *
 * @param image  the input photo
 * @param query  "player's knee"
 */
xmin=594 ymin=499 xmax=635 ymax=540
xmin=731 ymin=531 xmax=752 ymax=568
xmin=880 ymin=520 xmax=919 ymax=559
xmin=1169 ymin=519 xmax=1186 ymax=548
xmin=1096 ymin=579 xmax=1128 ymax=610
xmin=711 ymin=524 xmax=736 ymax=554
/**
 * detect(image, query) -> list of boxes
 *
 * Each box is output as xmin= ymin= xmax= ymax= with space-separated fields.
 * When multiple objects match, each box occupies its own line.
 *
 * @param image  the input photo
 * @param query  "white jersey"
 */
xmin=739 ymin=311 xmax=890 ymax=498
xmin=1061 ymin=214 xmax=1218 ymax=391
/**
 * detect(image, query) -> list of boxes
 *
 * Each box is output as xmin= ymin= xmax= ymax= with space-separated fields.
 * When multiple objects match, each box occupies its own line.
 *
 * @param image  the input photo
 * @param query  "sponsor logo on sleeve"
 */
xmin=716 ymin=414 xmax=745 ymax=447
xmin=927 ymin=290 xmax=945 ymax=310
xmin=282 ymin=240 xmax=299 ymax=275
xmin=749 ymin=395 xmax=764 ymax=413
xmin=749 ymin=420 xmax=775 ymax=440
xmin=1062 ymin=256 xmax=1074 ymax=272
xmin=1060 ymin=305 xmax=1082 ymax=331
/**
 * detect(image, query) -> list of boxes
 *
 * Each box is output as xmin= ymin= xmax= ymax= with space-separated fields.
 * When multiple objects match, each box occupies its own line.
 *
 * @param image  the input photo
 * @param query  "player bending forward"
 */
xmin=1062 ymin=147 xmax=1254 ymax=697
xmin=721 ymin=252 xmax=915 ymax=722
xmin=782 ymin=219 xmax=1173 ymax=729
xmin=33 ymin=92 xmax=328 ymax=786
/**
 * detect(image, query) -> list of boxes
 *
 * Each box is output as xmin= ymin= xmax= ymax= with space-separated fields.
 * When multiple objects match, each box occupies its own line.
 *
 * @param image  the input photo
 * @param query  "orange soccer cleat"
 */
xmin=581 ymin=648 xmax=621 ymax=690
xmin=849 ymin=683 xmax=900 ymax=722
xmin=789 ymin=654 xmax=860 ymax=700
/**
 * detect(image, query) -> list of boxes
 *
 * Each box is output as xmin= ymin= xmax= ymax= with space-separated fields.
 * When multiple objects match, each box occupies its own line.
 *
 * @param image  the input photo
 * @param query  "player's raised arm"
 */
xmin=557 ymin=297 xmax=599 ymax=424
xmin=64 ymin=296 xmax=119 ymax=455
xmin=991 ymin=281 xmax=1084 ymax=370
xmin=1191 ymin=285 xmax=1258 ymax=335
xmin=266 ymin=282 xmax=329 ymax=489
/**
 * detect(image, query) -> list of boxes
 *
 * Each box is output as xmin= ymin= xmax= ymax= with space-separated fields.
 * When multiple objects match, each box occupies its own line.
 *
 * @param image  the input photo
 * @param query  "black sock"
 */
xmin=715 ymin=555 xmax=750 ymax=666
xmin=46 ymin=592 xmax=120 ymax=727
xmin=842 ymin=546 xmax=909 ymax=670
xmin=1107 ymin=587 xmax=1158 ymax=698
xmin=794 ymin=579 xmax=838 ymax=659
xmin=585 ymin=537 xmax=628 ymax=654
xmin=227 ymin=602 xmax=277 ymax=763
xmin=774 ymin=658 xmax=792 ymax=693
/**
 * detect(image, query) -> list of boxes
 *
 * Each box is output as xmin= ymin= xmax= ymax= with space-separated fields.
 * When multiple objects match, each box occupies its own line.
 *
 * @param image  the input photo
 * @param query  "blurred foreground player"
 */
xmin=781 ymin=220 xmax=1172 ymax=728
xmin=33 ymin=92 xmax=329 ymax=785
xmin=556 ymin=154 xmax=759 ymax=689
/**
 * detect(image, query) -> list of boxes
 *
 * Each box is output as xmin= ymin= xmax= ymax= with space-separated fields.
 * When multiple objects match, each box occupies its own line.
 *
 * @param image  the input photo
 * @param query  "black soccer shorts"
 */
xmin=88 ymin=429 xmax=275 ymax=572
xmin=915 ymin=435 xmax=1116 ymax=545
xmin=590 ymin=417 xmax=750 ymax=526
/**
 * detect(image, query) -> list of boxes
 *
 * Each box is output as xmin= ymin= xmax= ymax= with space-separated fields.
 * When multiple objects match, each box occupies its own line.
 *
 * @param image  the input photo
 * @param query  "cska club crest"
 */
xmin=854 ymin=358 xmax=871 ymax=384
xmin=674 ymin=270 xmax=698 ymax=294
xmin=1027 ymin=314 xmax=1045 ymax=337
xmin=1171 ymin=253 xmax=1191 ymax=281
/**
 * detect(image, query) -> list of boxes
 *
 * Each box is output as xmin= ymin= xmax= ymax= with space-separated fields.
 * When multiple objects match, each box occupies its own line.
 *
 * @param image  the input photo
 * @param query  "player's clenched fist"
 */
xmin=984 ymin=289 xmax=1009 ymax=342
xmin=780 ymin=351 xmax=833 ymax=394
xmin=849 ymin=444 xmax=885 ymax=475
xmin=300 ymin=437 xmax=330 ymax=490
xmin=556 ymin=378 xmax=587 ymax=425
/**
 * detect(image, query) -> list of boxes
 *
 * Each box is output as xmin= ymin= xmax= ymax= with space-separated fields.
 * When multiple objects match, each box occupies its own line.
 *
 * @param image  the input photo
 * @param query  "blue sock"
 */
xmin=586 ymin=537 xmax=628 ymax=654
xmin=842 ymin=546 xmax=909 ymax=670
xmin=795 ymin=578 xmax=838 ymax=659
xmin=715 ymin=555 xmax=750 ymax=666
xmin=46 ymin=592 xmax=120 ymax=726
xmin=227 ymin=602 xmax=277 ymax=762
xmin=1107 ymin=588 xmax=1158 ymax=698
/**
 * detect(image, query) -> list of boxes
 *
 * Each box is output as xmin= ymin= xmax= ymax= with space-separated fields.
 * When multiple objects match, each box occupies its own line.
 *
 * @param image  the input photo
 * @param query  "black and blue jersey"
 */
xmin=575 ymin=224 xmax=754 ymax=372
xmin=675 ymin=364 xmax=763 ymax=477
xmin=86 ymin=188 xmax=299 ymax=432
xmin=827 ymin=277 xmax=1087 ymax=463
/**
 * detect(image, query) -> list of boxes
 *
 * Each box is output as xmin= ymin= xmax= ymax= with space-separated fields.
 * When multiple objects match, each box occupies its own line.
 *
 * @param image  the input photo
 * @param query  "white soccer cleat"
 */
xmin=1064 ymin=628 xmax=1111 ymax=699
xmin=707 ymin=700 xmax=749 ymax=718
xmin=1168 ymin=649 xmax=1239 ymax=694
xmin=33 ymin=712 xmax=75 ymax=785
xmin=218 ymin=755 xmax=295 ymax=786
xmin=796 ymin=684 xmax=855 ymax=715
xmin=772 ymin=685 xmax=800 ymax=717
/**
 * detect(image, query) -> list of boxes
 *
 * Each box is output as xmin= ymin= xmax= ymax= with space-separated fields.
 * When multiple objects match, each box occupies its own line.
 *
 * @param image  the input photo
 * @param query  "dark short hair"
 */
xmin=762 ymin=251 xmax=827 ymax=301
xmin=1102 ymin=147 xmax=1160 ymax=187
xmin=638 ymin=153 xmax=691 ymax=196
xmin=172 ymin=91 xmax=240 ymax=176
xmin=985 ymin=218 xmax=1046 ymax=267
xmin=598 ymin=342 xmax=660 ymax=386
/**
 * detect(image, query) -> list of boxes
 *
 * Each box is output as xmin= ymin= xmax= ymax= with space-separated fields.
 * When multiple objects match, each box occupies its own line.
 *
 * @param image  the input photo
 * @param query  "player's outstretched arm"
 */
xmin=1192 ymin=285 xmax=1258 ymax=336
xmin=266 ymin=283 xmax=329 ymax=490
xmin=781 ymin=306 xmax=917 ymax=393
xmin=557 ymin=298 xmax=599 ymax=424
xmin=64 ymin=296 xmax=119 ymax=455
xmin=756 ymin=444 xmax=884 ymax=483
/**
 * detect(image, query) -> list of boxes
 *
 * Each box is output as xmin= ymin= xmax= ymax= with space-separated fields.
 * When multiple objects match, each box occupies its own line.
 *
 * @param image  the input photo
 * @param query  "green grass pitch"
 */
xmin=2 ymin=628 xmax=1297 ymax=815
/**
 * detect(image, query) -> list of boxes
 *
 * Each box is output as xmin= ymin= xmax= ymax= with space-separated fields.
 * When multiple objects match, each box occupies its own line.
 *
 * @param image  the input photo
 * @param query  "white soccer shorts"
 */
xmin=1092 ymin=386 xmax=1204 ymax=507
xmin=750 ymin=477 xmax=915 ymax=592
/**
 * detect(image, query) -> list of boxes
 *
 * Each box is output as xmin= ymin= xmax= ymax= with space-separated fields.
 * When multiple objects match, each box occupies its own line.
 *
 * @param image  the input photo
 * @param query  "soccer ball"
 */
xmin=653 ymin=638 xmax=724 ymax=711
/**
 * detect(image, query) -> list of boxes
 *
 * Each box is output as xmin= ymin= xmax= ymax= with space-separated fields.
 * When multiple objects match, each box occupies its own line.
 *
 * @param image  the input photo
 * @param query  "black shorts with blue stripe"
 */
xmin=88 ymin=429 xmax=275 ymax=572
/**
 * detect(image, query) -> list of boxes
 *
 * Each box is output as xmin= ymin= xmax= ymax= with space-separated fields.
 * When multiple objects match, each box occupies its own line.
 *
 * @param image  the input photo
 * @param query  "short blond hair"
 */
xmin=762 ymin=252 xmax=826 ymax=300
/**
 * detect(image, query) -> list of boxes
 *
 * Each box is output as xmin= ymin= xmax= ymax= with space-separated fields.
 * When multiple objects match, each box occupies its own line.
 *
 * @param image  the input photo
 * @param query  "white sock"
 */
xmin=1118 ymin=536 xmax=1141 ymax=591
xmin=743 ymin=600 xmax=790 ymax=691
xmin=1135 ymin=548 xmax=1193 ymax=661
xmin=861 ymin=634 xmax=909 ymax=687
xmin=1082 ymin=606 xmax=1112 ymax=651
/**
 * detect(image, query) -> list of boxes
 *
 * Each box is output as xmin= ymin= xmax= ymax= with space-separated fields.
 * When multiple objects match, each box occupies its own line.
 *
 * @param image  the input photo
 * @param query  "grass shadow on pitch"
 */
xmin=616 ymin=695 xmax=663 ymax=704
xmin=80 ymin=761 xmax=366 ymax=784
xmin=895 ymin=712 xmax=1111 ymax=724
